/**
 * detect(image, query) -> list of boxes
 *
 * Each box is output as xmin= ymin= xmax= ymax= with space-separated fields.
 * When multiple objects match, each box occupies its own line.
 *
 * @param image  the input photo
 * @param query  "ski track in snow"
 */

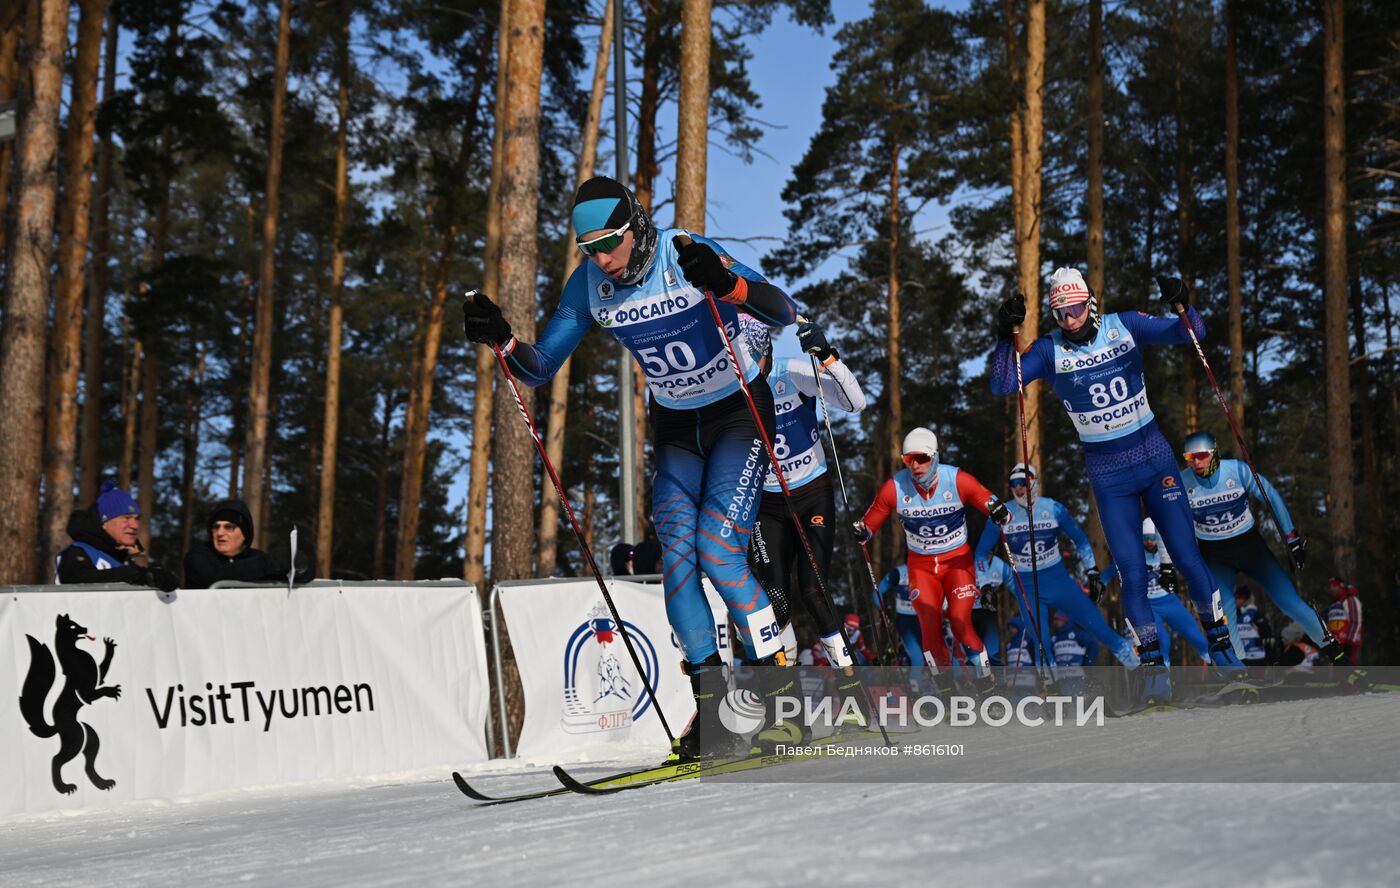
xmin=3 ymin=694 xmax=1399 ymax=887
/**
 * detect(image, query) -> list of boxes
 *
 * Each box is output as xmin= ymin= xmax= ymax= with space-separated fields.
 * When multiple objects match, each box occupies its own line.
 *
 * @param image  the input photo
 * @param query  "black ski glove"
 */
xmin=1286 ymin=533 xmax=1307 ymax=571
xmin=797 ymin=320 xmax=834 ymax=362
xmin=144 ymin=563 xmax=180 ymax=593
xmin=989 ymin=500 xmax=1011 ymax=527
xmin=1156 ymin=276 xmax=1187 ymax=311
xmin=462 ymin=290 xmax=513 ymax=346
xmin=674 ymin=237 xmax=737 ymax=297
xmin=1157 ymin=564 xmax=1178 ymax=595
xmin=1086 ymin=567 xmax=1105 ymax=603
xmin=978 ymin=586 xmax=999 ymax=613
xmin=996 ymin=294 xmax=1027 ymax=340
xmin=851 ymin=520 xmax=871 ymax=545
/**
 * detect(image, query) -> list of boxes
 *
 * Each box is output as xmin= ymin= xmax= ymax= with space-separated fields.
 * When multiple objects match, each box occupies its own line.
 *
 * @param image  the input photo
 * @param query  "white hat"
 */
xmin=1142 ymin=518 xmax=1158 ymax=538
xmin=1049 ymin=267 xmax=1091 ymax=310
xmin=902 ymin=427 xmax=938 ymax=457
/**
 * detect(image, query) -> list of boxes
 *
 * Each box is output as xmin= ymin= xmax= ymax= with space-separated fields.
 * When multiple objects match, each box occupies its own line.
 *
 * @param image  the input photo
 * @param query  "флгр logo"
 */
xmin=561 ymin=602 xmax=660 ymax=734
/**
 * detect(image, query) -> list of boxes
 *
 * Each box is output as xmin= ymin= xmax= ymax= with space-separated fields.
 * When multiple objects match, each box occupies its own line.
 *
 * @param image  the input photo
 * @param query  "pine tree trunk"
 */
xmin=674 ymin=0 xmax=710 ymax=232
xmin=1003 ymin=0 xmax=1023 ymax=267
xmin=119 ymin=323 xmax=139 ymax=490
xmin=0 ymin=0 xmax=71 ymax=584
xmin=492 ymin=0 xmax=546 ymax=582
xmin=79 ymin=6 xmax=117 ymax=505
xmin=537 ymin=0 xmax=612 ymax=577
xmin=1223 ymin=0 xmax=1246 ymax=431
xmin=242 ymin=0 xmax=293 ymax=527
xmin=632 ymin=1 xmax=663 ymax=211
xmin=1348 ymin=249 xmax=1380 ymax=588
xmin=491 ymin=0 xmax=546 ymax=754
xmin=1171 ymin=0 xmax=1198 ymax=432
xmin=228 ymin=200 xmax=256 ymax=498
xmin=372 ymin=390 xmax=395 ymax=579
xmin=1321 ymin=0 xmax=1356 ymax=579
xmin=1017 ymin=0 xmax=1045 ymax=468
xmin=1086 ymin=0 xmax=1104 ymax=302
xmin=0 ymin=2 xmax=22 ymax=283
xmin=41 ymin=0 xmax=105 ymax=579
xmin=317 ymin=0 xmax=352 ymax=578
xmin=135 ymin=160 xmax=172 ymax=553
xmin=886 ymin=143 xmax=903 ymax=470
xmin=465 ymin=0 xmax=512 ymax=588
xmin=137 ymin=345 xmax=158 ymax=552
xmin=396 ymin=46 xmax=491 ymax=581
xmin=178 ymin=342 xmax=204 ymax=553
xmin=1083 ymin=0 xmax=1109 ymax=568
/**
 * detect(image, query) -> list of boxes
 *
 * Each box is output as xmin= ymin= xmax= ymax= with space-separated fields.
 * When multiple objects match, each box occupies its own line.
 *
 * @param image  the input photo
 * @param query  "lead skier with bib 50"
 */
xmin=461 ymin=176 xmax=800 ymax=759
xmin=852 ymin=428 xmax=1011 ymax=699
xmin=991 ymin=269 xmax=1246 ymax=704
xmin=742 ymin=316 xmax=870 ymax=725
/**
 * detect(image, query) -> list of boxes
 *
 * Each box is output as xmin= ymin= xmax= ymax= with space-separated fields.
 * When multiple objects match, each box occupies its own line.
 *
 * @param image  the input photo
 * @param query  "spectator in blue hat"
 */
xmin=55 ymin=481 xmax=179 ymax=591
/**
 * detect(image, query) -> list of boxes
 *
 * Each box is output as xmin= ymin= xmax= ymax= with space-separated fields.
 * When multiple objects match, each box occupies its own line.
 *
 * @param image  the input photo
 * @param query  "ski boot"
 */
xmin=972 ymin=669 xmax=1009 ymax=719
xmin=673 ymin=654 xmax=745 ymax=762
xmin=1136 ymin=646 xmax=1172 ymax=705
xmin=1202 ymin=618 xmax=1247 ymax=677
xmin=830 ymin=668 xmax=872 ymax=735
xmin=751 ymin=654 xmax=804 ymax=754
xmin=1320 ymin=641 xmax=1373 ymax=691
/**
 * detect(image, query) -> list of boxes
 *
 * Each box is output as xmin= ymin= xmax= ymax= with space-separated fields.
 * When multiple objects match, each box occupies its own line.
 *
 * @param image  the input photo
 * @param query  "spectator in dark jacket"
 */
xmin=56 ymin=481 xmax=179 ymax=591
xmin=182 ymin=499 xmax=310 ymax=588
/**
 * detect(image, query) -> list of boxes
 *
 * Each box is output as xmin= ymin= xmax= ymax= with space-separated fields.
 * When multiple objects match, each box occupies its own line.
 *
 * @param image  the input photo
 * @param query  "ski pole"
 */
xmin=678 ymin=235 xmax=892 ymax=745
xmin=483 ymin=303 xmax=675 ymax=744
xmin=801 ymin=333 xmax=901 ymax=663
xmin=1010 ymin=321 xmax=1048 ymax=660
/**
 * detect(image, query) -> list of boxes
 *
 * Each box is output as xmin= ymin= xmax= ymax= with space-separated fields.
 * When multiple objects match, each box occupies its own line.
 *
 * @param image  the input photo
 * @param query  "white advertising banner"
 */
xmin=499 ymin=579 xmax=731 ymax=762
xmin=0 ymin=581 xmax=489 ymax=819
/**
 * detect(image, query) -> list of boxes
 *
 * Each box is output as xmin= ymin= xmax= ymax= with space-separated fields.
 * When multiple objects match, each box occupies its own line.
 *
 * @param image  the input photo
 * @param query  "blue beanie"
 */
xmin=95 ymin=481 xmax=140 ymax=522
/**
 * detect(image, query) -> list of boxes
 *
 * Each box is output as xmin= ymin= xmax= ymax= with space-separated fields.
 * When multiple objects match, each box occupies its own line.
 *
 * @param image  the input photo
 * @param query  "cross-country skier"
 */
xmin=992 ymin=268 xmax=1246 ymax=703
xmin=852 ymin=427 xmax=1011 ymax=698
xmin=461 ymin=176 xmax=800 ymax=759
xmin=876 ymin=563 xmax=924 ymax=689
xmin=972 ymin=463 xmax=1141 ymax=675
xmin=1102 ymin=518 xmax=1210 ymax=667
xmin=1233 ymin=588 xmax=1272 ymax=671
xmin=1178 ymin=430 xmax=1353 ymax=671
xmin=1326 ymin=578 xmax=1363 ymax=665
xmin=743 ymin=315 xmax=869 ymax=723
xmin=1049 ymin=610 xmax=1099 ymax=696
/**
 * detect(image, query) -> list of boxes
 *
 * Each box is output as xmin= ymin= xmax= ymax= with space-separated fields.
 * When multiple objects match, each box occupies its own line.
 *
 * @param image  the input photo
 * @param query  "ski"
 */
xmin=552 ymin=733 xmax=875 ymax=796
xmin=451 ymin=758 xmax=700 ymax=806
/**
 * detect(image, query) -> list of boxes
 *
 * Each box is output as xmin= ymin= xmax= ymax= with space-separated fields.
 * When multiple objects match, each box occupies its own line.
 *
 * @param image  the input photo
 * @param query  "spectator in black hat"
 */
xmin=182 ymin=499 xmax=310 ymax=589
xmin=610 ymin=542 xmax=635 ymax=577
xmin=56 ymin=481 xmax=179 ymax=591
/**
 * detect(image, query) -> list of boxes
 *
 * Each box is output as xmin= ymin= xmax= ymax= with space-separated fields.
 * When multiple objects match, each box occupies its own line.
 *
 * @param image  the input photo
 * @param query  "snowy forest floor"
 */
xmin=4 ymin=693 xmax=1399 ymax=887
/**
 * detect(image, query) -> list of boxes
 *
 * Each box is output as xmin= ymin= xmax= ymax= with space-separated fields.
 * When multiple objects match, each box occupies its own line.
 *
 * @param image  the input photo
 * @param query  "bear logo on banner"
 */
xmin=561 ymin=602 xmax=660 ymax=734
xmin=19 ymin=614 xmax=122 ymax=794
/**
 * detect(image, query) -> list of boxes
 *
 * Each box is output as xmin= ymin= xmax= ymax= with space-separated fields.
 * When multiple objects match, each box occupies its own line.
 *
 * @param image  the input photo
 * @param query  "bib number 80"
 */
xmin=1088 ymin=376 xmax=1131 ymax=408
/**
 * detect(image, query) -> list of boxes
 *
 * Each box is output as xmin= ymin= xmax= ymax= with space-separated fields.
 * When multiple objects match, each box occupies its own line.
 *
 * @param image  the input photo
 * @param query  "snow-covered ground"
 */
xmin=4 ymin=694 xmax=1399 ymax=887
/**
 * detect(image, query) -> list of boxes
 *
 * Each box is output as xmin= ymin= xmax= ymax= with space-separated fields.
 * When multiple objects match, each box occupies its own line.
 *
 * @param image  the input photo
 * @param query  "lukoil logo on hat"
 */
xmin=1048 ymin=267 xmax=1091 ymax=310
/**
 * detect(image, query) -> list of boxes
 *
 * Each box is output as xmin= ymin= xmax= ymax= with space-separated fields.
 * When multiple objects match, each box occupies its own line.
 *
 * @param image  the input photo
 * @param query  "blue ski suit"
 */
xmin=1181 ymin=459 xmax=1328 ymax=656
xmin=503 ymin=230 xmax=797 ymax=663
xmin=991 ymin=308 xmax=1222 ymax=653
